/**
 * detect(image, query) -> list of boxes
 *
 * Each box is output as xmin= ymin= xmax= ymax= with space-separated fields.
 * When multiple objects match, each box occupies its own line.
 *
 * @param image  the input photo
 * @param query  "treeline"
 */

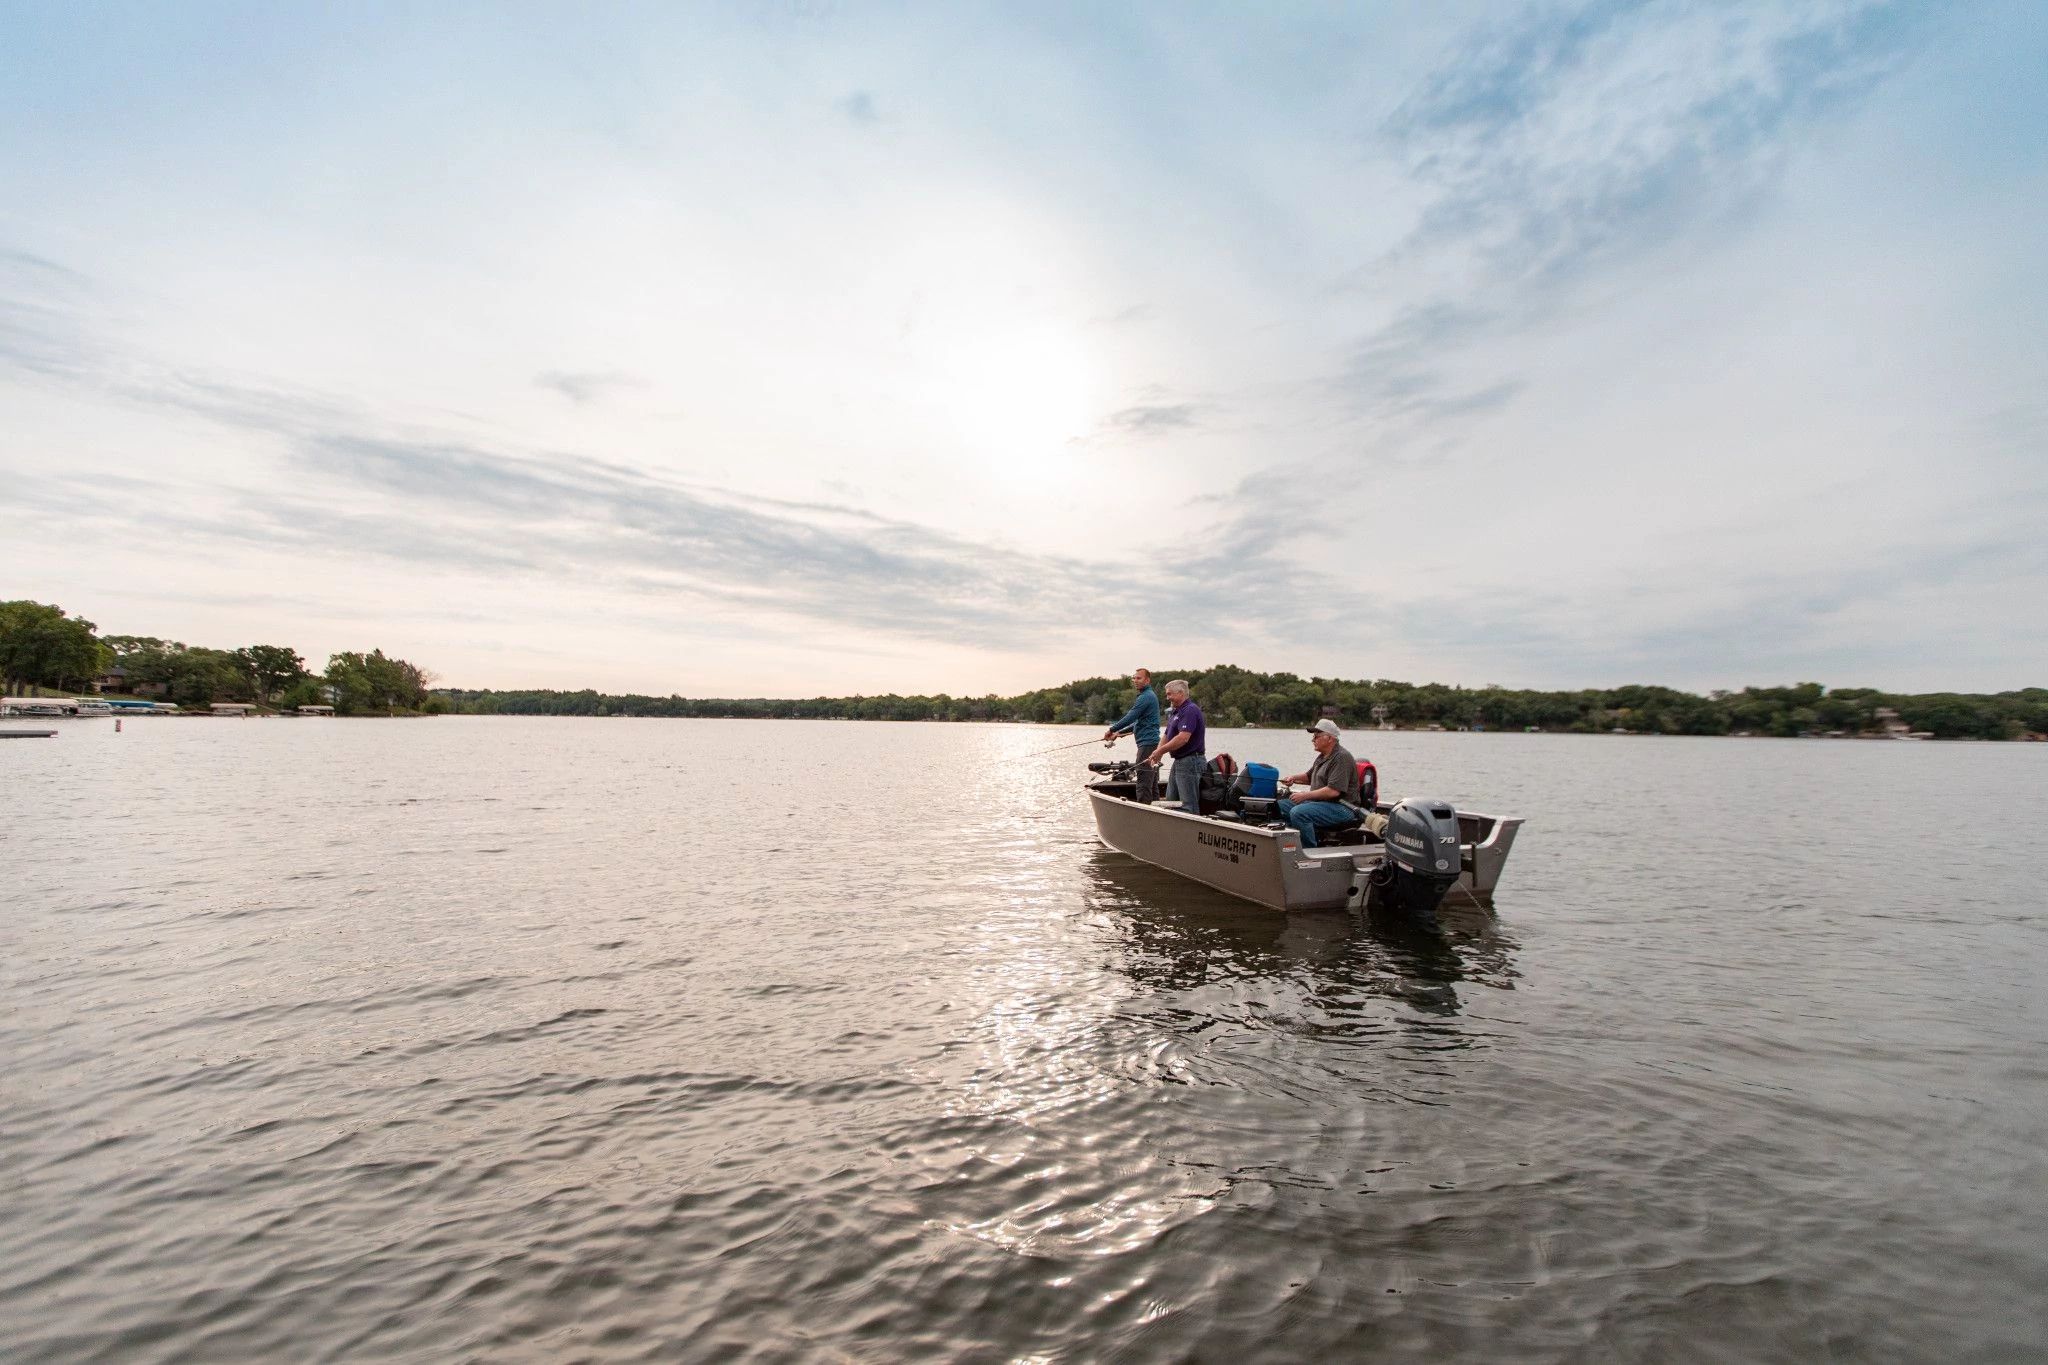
xmin=440 ymin=666 xmax=2048 ymax=740
xmin=0 ymin=601 xmax=439 ymax=716
xmin=11 ymin=599 xmax=2039 ymax=738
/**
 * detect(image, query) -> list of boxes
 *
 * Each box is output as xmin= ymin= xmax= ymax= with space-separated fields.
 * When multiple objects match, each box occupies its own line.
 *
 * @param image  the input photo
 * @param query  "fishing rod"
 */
xmin=1020 ymin=734 xmax=1121 ymax=759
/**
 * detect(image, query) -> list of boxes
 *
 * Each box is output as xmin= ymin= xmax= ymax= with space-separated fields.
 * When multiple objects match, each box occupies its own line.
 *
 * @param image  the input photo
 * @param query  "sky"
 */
xmin=2 ymin=0 xmax=2043 ymax=697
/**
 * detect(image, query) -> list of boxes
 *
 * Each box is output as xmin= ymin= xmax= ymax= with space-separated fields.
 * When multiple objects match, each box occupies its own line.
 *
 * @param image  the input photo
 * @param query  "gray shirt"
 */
xmin=1306 ymin=744 xmax=1361 ymax=804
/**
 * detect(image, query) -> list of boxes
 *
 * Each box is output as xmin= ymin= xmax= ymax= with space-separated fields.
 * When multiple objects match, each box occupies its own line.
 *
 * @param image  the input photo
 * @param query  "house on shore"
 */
xmin=1871 ymin=707 xmax=1933 ymax=740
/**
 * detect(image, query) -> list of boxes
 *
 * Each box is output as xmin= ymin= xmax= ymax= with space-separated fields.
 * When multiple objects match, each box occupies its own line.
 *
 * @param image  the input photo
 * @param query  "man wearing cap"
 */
xmin=1143 ymin=679 xmax=1206 ymax=811
xmin=1102 ymin=667 xmax=1160 ymax=803
xmin=1277 ymin=718 xmax=1362 ymax=848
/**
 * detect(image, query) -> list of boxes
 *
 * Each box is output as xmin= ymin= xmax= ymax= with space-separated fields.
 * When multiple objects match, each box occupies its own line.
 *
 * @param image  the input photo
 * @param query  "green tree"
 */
xmin=158 ymin=647 xmax=255 ymax=706
xmin=0 ymin=601 xmax=110 ymax=693
xmin=277 ymin=676 xmax=329 ymax=710
xmin=326 ymin=649 xmax=431 ymax=714
xmin=236 ymin=644 xmax=308 ymax=702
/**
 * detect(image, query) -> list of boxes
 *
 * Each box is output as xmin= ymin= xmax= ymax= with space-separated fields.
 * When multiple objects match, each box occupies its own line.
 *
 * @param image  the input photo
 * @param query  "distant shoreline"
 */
xmin=418 ymin=714 xmax=2033 ymax=741
xmin=431 ymin=671 xmax=2047 ymax=742
xmin=10 ymin=600 xmax=2041 ymax=740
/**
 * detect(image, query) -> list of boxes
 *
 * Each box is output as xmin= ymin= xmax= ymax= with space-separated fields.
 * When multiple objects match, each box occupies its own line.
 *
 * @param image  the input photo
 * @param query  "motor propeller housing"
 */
xmin=1375 ymin=797 xmax=1463 ymax=915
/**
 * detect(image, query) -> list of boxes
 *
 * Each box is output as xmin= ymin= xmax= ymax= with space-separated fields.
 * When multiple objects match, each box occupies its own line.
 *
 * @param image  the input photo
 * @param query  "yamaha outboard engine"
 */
xmin=1372 ymin=798 xmax=1463 ymax=916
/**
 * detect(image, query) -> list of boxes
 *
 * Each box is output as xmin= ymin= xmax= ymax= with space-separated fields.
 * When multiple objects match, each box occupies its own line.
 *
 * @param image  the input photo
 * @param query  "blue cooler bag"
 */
xmin=1244 ymin=762 xmax=1279 ymax=798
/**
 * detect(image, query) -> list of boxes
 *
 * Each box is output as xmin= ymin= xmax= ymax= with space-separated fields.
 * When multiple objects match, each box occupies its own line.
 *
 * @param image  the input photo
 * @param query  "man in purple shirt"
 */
xmin=1143 ymin=678 xmax=1207 ymax=811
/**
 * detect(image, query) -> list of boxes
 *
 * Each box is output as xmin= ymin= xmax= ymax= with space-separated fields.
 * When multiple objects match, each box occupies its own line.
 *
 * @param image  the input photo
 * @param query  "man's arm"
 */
xmin=1285 ymin=760 xmax=1339 ymax=800
xmin=1283 ymin=774 xmax=1342 ymax=800
xmin=1147 ymin=730 xmax=1189 ymax=765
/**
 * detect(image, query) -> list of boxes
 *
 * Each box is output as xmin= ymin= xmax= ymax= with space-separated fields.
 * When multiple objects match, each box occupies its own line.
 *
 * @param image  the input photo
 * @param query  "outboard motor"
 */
xmin=1372 ymin=797 xmax=1463 ymax=916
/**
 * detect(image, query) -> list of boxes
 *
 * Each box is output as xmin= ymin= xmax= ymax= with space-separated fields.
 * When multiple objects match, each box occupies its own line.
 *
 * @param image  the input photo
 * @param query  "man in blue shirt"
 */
xmin=1102 ymin=666 xmax=1161 ymax=803
xmin=1144 ymin=678 xmax=1207 ymax=811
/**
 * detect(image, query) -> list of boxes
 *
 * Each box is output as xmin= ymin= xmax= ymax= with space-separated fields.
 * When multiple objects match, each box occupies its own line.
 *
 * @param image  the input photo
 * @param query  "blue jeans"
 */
xmin=1277 ymin=798 xmax=1356 ymax=848
xmin=1167 ymin=755 xmax=1204 ymax=810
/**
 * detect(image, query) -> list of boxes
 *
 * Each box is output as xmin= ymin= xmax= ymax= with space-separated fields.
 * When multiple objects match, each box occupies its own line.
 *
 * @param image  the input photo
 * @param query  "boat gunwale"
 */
xmin=1085 ymin=781 xmax=1520 ymax=843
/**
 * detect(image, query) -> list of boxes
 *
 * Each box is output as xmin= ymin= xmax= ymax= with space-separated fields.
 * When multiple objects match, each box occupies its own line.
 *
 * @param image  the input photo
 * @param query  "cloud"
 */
xmin=269 ymin=438 xmax=1120 ymax=647
xmin=0 ymin=252 xmax=105 ymax=383
xmin=1384 ymin=0 xmax=1927 ymax=286
xmin=0 ymin=282 xmax=1368 ymax=657
xmin=0 ymin=315 xmax=1131 ymax=648
xmin=0 ymin=249 xmax=90 ymax=287
xmin=534 ymin=370 xmax=646 ymax=405
xmin=1096 ymin=402 xmax=1204 ymax=437
xmin=835 ymin=90 xmax=880 ymax=124
xmin=1332 ymin=302 xmax=1524 ymax=426
xmin=1310 ymin=2 xmax=1929 ymax=440
xmin=1090 ymin=304 xmax=1153 ymax=328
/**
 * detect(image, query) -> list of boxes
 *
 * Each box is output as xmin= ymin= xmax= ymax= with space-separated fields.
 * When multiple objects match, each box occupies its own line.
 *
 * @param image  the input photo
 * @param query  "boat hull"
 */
xmin=1086 ymin=790 xmax=1359 ymax=910
xmin=1086 ymin=788 xmax=1522 ymax=913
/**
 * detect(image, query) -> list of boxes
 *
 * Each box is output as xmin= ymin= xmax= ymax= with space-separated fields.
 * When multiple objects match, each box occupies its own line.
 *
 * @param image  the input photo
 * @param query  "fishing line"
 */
xmin=1020 ymin=734 xmax=1121 ymax=759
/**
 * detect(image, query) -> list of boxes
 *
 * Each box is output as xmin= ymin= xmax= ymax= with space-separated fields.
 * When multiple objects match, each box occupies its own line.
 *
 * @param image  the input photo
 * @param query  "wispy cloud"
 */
xmin=0 ymin=250 xmax=105 ymax=383
xmin=835 ymin=90 xmax=880 ymax=125
xmin=1090 ymin=304 xmax=1153 ymax=328
xmin=1095 ymin=402 xmax=1205 ymax=437
xmin=1480 ymin=522 xmax=2048 ymax=685
xmin=534 ymin=369 xmax=647 ymax=405
xmin=0 ymin=249 xmax=90 ymax=287
xmin=1320 ymin=1 xmax=1928 ymax=434
xmin=0 ymin=290 xmax=1121 ymax=648
xmin=0 ymin=268 xmax=1388 ymax=657
xmin=1385 ymin=0 xmax=1926 ymax=286
xmin=1332 ymin=302 xmax=1523 ymax=426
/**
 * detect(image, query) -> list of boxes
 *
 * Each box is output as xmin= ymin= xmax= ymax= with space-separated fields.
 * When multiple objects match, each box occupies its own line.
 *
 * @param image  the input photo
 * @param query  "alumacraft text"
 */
xmin=1197 ymin=831 xmax=1258 ymax=864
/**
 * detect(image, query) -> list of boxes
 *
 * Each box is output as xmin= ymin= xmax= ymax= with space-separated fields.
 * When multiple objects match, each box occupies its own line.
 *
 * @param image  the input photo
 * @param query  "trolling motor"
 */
xmin=1366 ymin=798 xmax=1465 ymax=917
xmin=1087 ymin=759 xmax=1137 ymax=781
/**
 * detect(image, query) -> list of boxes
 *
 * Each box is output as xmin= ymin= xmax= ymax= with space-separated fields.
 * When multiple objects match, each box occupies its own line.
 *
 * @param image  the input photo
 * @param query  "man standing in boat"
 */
xmin=1276 ymin=718 xmax=1362 ymax=847
xmin=1103 ymin=667 xmax=1161 ymax=803
xmin=1143 ymin=679 xmax=1206 ymax=812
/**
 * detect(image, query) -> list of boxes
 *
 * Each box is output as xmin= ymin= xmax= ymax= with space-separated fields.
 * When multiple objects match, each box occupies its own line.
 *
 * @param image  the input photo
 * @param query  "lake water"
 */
xmin=3 ymin=717 xmax=2045 ymax=1361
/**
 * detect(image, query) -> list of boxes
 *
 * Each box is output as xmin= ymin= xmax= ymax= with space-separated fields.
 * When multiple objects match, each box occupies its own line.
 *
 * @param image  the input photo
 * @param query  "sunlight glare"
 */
xmin=929 ymin=318 xmax=1099 ymax=474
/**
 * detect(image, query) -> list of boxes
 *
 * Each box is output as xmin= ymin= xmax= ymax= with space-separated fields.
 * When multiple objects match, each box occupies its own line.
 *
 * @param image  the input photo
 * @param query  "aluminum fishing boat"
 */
xmin=1086 ymin=762 xmax=1522 ymax=914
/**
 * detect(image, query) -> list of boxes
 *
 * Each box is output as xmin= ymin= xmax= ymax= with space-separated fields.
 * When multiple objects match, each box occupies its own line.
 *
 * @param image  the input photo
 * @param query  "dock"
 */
xmin=0 ymin=729 xmax=59 ymax=739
